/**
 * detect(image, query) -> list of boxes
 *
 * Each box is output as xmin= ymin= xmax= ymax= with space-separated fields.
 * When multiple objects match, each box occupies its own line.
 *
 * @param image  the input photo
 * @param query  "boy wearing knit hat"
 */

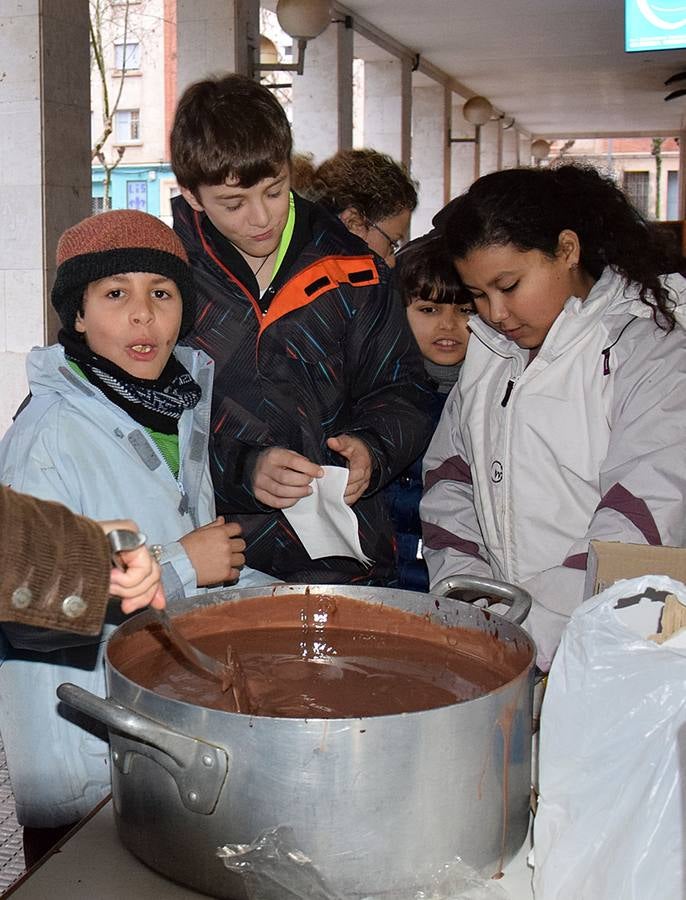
xmin=0 ymin=209 xmax=271 ymax=862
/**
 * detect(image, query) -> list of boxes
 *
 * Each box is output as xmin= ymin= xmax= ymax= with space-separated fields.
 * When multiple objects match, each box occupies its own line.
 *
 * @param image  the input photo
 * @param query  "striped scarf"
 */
xmin=59 ymin=329 xmax=201 ymax=434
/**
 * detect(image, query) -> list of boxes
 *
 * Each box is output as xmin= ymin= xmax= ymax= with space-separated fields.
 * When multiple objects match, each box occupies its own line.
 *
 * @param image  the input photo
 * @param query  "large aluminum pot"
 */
xmin=58 ymin=577 xmax=535 ymax=899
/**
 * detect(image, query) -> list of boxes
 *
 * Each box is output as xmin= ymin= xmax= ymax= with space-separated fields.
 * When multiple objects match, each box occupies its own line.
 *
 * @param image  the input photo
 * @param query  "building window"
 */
xmin=114 ymin=40 xmax=141 ymax=70
xmin=159 ymin=180 xmax=180 ymax=223
xmin=623 ymin=171 xmax=650 ymax=217
xmin=127 ymin=180 xmax=148 ymax=211
xmin=114 ymin=109 xmax=140 ymax=143
xmin=91 ymin=196 xmax=107 ymax=214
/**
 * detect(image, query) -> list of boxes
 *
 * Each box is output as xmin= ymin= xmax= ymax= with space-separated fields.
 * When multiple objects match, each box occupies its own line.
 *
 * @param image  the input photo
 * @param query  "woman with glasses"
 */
xmin=309 ymin=148 xmax=417 ymax=267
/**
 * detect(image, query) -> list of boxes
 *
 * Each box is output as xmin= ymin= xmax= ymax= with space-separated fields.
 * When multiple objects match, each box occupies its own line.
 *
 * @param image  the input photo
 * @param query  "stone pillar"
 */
xmin=411 ymin=84 xmax=450 ymax=238
xmin=519 ymin=131 xmax=532 ymax=167
xmin=363 ymin=57 xmax=412 ymax=168
xmin=176 ymin=0 xmax=259 ymax=96
xmin=449 ymin=99 xmax=477 ymax=195
xmin=291 ymin=20 xmax=353 ymax=162
xmin=0 ymin=1 xmax=91 ymax=433
xmin=478 ymin=118 xmax=500 ymax=176
xmin=496 ymin=119 xmax=504 ymax=170
xmin=400 ymin=59 xmax=412 ymax=170
xmin=502 ymin=124 xmax=518 ymax=169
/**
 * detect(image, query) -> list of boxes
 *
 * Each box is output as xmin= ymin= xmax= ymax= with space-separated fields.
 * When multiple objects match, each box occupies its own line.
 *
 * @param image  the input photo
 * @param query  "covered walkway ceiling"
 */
xmin=335 ymin=0 xmax=686 ymax=138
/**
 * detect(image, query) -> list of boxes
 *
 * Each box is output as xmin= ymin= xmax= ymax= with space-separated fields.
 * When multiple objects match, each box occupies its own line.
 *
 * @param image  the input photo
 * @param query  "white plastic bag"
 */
xmin=533 ymin=575 xmax=686 ymax=900
xmin=217 ymin=825 xmax=511 ymax=899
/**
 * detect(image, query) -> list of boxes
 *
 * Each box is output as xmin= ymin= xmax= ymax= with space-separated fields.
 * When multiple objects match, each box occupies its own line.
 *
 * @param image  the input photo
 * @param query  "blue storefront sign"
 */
xmin=127 ymin=180 xmax=148 ymax=211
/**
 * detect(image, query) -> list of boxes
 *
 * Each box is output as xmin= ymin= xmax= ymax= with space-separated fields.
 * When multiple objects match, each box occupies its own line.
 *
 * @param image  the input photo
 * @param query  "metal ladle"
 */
xmin=139 ymin=608 xmax=252 ymax=713
xmin=107 ymin=529 xmax=251 ymax=712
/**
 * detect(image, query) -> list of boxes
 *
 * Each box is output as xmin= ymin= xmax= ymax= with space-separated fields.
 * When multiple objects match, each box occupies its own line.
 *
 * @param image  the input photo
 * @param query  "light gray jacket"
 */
xmin=0 ymin=344 xmax=219 ymax=611
xmin=421 ymin=268 xmax=686 ymax=669
xmin=0 ymin=343 xmax=270 ymax=826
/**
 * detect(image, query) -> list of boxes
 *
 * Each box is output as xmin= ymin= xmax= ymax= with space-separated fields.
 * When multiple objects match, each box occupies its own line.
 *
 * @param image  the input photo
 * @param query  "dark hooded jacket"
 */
xmin=173 ymin=192 xmax=432 ymax=584
xmin=383 ymin=379 xmax=451 ymax=592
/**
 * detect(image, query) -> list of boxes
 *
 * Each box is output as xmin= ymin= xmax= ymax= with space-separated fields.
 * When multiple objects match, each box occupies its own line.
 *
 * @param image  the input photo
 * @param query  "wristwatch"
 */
xmin=149 ymin=544 xmax=163 ymax=563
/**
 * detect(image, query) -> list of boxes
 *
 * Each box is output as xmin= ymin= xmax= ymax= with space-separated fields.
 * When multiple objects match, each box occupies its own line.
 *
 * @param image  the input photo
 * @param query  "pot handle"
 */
xmin=431 ymin=575 xmax=532 ymax=625
xmin=57 ymin=682 xmax=229 ymax=815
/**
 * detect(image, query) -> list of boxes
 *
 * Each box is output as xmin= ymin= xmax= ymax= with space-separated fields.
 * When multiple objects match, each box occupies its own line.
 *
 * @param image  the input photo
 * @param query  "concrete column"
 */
xmin=512 ymin=129 xmax=523 ymax=166
xmin=363 ymin=57 xmax=412 ymax=169
xmin=478 ymin=118 xmax=500 ymax=176
xmin=291 ymin=20 xmax=353 ymax=161
xmin=449 ymin=99 xmax=477 ymax=195
xmin=502 ymin=125 xmax=518 ymax=168
xmin=0 ymin=1 xmax=90 ymax=434
xmin=519 ymin=131 xmax=532 ymax=166
xmin=400 ymin=59 xmax=412 ymax=170
xmin=411 ymin=83 xmax=450 ymax=238
xmin=176 ymin=0 xmax=259 ymax=96
xmin=496 ymin=119 xmax=504 ymax=170
xmin=442 ymin=87 xmax=452 ymax=207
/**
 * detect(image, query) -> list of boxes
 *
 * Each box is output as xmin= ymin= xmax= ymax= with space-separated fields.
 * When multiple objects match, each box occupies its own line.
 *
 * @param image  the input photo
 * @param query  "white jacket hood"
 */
xmin=468 ymin=267 xmax=686 ymax=364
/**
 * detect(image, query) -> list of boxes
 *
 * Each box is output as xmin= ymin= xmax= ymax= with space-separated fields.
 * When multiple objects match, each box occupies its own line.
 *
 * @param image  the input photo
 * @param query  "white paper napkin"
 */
xmin=282 ymin=465 xmax=373 ymax=565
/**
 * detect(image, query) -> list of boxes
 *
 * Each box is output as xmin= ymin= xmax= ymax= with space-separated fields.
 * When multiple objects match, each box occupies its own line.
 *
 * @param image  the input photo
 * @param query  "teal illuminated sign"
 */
xmin=626 ymin=0 xmax=686 ymax=51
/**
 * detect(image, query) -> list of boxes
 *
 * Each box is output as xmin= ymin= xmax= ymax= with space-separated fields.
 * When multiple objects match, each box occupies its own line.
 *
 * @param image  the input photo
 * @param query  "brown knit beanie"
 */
xmin=51 ymin=209 xmax=196 ymax=338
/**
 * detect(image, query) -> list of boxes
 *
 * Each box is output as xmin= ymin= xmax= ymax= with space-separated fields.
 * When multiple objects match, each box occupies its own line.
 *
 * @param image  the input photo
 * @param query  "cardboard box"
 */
xmin=584 ymin=541 xmax=686 ymax=599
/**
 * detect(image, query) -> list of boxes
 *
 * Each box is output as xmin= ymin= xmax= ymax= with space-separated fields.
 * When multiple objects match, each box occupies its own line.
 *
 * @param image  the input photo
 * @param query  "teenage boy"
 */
xmin=171 ymin=73 xmax=431 ymax=584
xmin=0 ymin=209 xmax=270 ymax=864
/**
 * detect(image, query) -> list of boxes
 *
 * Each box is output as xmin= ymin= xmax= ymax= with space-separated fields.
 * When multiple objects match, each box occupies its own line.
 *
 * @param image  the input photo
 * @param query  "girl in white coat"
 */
xmin=0 ymin=210 xmax=271 ymax=864
xmin=420 ymin=164 xmax=686 ymax=670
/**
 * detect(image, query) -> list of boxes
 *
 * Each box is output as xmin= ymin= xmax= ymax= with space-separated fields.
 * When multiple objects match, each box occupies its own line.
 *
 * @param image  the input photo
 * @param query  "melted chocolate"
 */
xmin=109 ymin=594 xmax=531 ymax=719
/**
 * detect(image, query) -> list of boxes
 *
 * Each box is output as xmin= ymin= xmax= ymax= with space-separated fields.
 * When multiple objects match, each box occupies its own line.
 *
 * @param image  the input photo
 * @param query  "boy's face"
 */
xmin=406 ymin=298 xmax=473 ymax=367
xmin=181 ymin=165 xmax=291 ymax=262
xmin=75 ymin=272 xmax=183 ymax=380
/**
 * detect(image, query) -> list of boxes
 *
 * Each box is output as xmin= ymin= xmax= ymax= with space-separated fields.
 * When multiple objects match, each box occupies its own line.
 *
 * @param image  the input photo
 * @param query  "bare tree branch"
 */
xmin=90 ymin=0 xmax=134 ymax=207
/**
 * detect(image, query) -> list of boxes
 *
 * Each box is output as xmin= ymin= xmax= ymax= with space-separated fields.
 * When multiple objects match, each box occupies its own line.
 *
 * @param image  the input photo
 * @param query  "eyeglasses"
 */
xmin=364 ymin=219 xmax=402 ymax=256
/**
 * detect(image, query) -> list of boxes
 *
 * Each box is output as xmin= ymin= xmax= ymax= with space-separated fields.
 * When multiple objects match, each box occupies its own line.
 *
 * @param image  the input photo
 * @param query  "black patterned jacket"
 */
xmin=173 ymin=193 xmax=432 ymax=584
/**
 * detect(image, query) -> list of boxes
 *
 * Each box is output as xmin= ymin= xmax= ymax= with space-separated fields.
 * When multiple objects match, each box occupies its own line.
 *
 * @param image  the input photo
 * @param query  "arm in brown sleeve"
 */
xmin=0 ymin=484 xmax=111 ymax=637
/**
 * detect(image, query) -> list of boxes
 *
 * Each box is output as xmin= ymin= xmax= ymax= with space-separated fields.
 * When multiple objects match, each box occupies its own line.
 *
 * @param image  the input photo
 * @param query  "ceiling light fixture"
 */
xmin=251 ymin=0 xmax=332 ymax=79
xmin=462 ymin=95 xmax=494 ymax=126
xmin=277 ymin=0 xmax=331 ymax=39
xmin=449 ymin=96 xmax=515 ymax=180
xmin=531 ymin=139 xmax=551 ymax=163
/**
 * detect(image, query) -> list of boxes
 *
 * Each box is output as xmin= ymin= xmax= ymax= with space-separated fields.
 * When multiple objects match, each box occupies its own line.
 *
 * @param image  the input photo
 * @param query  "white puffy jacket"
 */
xmin=0 ymin=344 xmax=271 ymax=826
xmin=420 ymin=268 xmax=686 ymax=669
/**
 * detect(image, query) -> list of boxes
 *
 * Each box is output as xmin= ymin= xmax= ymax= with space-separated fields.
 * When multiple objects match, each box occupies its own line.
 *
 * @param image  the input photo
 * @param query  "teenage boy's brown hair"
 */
xmin=170 ymin=73 xmax=292 ymax=193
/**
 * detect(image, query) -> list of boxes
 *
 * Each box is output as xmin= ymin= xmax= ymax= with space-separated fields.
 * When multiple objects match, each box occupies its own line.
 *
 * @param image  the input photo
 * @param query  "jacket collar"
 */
xmin=27 ymin=343 xmax=212 ymax=402
xmin=171 ymin=192 xmax=378 ymax=297
xmin=467 ymin=267 xmax=682 ymax=363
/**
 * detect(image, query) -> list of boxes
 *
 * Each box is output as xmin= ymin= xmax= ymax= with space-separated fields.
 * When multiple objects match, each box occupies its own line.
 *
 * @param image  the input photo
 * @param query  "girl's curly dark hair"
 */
xmin=309 ymin=149 xmax=418 ymax=222
xmin=442 ymin=163 xmax=678 ymax=331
